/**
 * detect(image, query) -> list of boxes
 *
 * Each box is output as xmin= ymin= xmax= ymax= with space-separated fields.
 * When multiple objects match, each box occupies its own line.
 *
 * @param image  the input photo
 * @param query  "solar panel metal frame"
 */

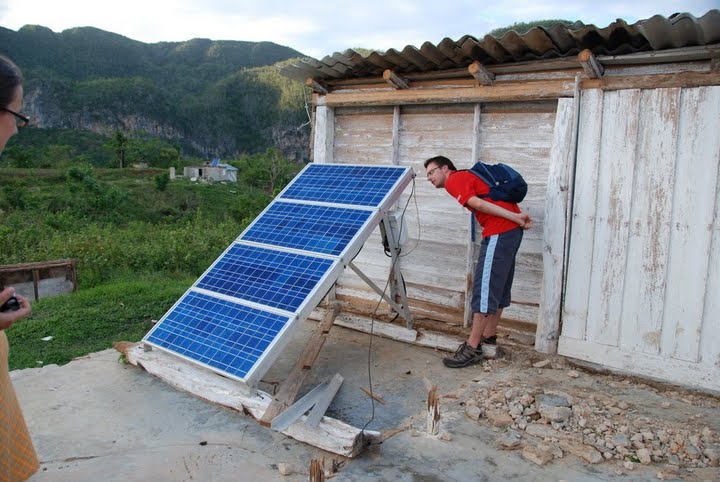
xmin=143 ymin=163 xmax=414 ymax=386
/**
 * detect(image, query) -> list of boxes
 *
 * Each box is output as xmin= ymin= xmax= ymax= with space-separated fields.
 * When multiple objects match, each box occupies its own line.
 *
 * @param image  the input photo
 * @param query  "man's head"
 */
xmin=424 ymin=156 xmax=456 ymax=189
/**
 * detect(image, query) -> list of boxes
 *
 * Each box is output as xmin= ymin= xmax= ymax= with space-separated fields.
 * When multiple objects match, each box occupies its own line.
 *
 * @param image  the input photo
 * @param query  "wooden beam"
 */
xmin=468 ymin=61 xmax=495 ymax=85
xmin=577 ymin=49 xmax=604 ymax=79
xmin=316 ymin=79 xmax=575 ymax=107
xmin=306 ymin=77 xmax=328 ymax=95
xmin=582 ymin=71 xmax=720 ymax=91
xmin=260 ymin=303 xmax=340 ymax=426
xmin=383 ymin=69 xmax=410 ymax=89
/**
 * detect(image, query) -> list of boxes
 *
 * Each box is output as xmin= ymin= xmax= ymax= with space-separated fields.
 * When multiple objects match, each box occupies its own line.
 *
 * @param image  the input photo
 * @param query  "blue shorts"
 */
xmin=471 ymin=228 xmax=523 ymax=315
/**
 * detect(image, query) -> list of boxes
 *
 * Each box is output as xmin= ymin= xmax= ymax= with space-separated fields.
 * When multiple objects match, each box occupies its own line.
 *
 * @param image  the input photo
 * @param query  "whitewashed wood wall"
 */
xmin=322 ymin=102 xmax=555 ymax=327
xmin=559 ymin=86 xmax=720 ymax=392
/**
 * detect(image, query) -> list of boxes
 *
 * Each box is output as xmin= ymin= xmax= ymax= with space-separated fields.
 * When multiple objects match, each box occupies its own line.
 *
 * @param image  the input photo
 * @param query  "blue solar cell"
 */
xmin=279 ymin=164 xmax=407 ymax=207
xmin=242 ymin=202 xmax=372 ymax=255
xmin=196 ymin=244 xmax=334 ymax=312
xmin=145 ymin=291 xmax=291 ymax=379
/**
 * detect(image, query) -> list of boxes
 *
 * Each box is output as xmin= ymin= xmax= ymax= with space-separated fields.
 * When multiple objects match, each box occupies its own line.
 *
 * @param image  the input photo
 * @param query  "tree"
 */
xmin=486 ymin=19 xmax=576 ymax=38
xmin=107 ymin=131 xmax=128 ymax=168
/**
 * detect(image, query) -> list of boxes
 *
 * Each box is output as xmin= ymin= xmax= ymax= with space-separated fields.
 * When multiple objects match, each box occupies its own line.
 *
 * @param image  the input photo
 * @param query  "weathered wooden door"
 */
xmin=558 ymin=86 xmax=720 ymax=392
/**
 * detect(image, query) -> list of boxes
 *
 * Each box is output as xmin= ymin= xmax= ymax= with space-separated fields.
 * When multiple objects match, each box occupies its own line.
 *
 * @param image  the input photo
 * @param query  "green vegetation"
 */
xmin=1 ymin=156 xmax=301 ymax=369
xmin=486 ymin=19 xmax=576 ymax=38
xmin=0 ymin=25 xmax=312 ymax=166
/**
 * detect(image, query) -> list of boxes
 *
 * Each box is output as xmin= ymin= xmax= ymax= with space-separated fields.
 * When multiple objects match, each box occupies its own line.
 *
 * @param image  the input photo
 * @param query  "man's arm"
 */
xmin=466 ymin=196 xmax=532 ymax=229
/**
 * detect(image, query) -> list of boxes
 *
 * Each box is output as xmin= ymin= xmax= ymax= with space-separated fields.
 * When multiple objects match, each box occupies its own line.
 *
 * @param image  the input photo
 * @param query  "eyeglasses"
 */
xmin=426 ymin=166 xmax=442 ymax=178
xmin=1 ymin=107 xmax=29 ymax=128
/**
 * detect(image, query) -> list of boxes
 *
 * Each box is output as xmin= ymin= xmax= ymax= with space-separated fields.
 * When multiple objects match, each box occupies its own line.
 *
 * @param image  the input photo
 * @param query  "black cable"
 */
xmin=360 ymin=176 xmax=417 ymax=434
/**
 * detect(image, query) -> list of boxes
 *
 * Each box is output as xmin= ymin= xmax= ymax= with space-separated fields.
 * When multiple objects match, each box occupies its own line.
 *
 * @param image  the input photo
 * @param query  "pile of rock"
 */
xmin=464 ymin=381 xmax=719 ymax=471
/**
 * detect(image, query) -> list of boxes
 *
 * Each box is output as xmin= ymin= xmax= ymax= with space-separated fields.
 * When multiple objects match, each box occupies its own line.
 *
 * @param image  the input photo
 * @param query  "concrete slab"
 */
xmin=11 ymin=320 xmax=719 ymax=481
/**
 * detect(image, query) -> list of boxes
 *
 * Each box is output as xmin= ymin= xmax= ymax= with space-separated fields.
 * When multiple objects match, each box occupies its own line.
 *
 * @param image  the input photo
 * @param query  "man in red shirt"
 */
xmin=424 ymin=156 xmax=532 ymax=368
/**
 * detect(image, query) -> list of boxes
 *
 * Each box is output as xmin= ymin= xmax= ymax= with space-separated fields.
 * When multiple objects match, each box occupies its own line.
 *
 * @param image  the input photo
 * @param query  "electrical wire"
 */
xmin=360 ymin=175 xmax=417 ymax=435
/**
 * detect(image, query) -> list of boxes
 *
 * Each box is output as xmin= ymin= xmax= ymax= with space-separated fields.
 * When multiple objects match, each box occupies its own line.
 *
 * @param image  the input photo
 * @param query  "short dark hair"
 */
xmin=0 ymin=55 xmax=23 ymax=110
xmin=424 ymin=155 xmax=456 ymax=170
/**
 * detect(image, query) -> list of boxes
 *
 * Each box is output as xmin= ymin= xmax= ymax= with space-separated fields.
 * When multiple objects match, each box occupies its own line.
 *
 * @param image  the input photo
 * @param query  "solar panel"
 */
xmin=241 ymin=201 xmax=373 ymax=256
xmin=144 ymin=163 xmax=414 ymax=385
xmin=145 ymin=291 xmax=292 ymax=379
xmin=196 ymin=244 xmax=335 ymax=313
xmin=279 ymin=164 xmax=407 ymax=207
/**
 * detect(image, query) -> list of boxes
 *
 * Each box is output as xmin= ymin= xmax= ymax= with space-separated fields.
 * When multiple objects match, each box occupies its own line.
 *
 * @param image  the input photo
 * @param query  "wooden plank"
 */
xmin=305 ymin=374 xmax=345 ymax=428
xmin=700 ymin=103 xmax=720 ymax=368
xmin=391 ymin=105 xmax=400 ymax=164
xmin=561 ymin=89 xmax=603 ymax=340
xmin=661 ymin=87 xmax=720 ymax=363
xmin=582 ymin=71 xmax=720 ymax=91
xmin=260 ymin=303 xmax=340 ymax=426
xmin=536 ymin=96 xmax=576 ymax=353
xmin=465 ymin=103 xmax=482 ymax=327
xmin=619 ymin=88 xmax=680 ymax=356
xmin=585 ymin=89 xmax=640 ymax=347
xmin=116 ymin=342 xmax=378 ymax=457
xmin=316 ymin=79 xmax=576 ymax=107
xmin=313 ymin=105 xmax=334 ymax=163
xmin=558 ymin=337 xmax=720 ymax=393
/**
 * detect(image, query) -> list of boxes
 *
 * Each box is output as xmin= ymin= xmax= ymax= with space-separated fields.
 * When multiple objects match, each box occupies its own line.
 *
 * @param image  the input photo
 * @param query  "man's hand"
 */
xmin=0 ymin=288 xmax=31 ymax=330
xmin=517 ymin=212 xmax=533 ymax=230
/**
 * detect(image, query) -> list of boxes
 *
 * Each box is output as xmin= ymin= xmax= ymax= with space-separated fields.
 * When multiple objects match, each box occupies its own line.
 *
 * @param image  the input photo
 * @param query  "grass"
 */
xmin=6 ymin=273 xmax=194 ymax=370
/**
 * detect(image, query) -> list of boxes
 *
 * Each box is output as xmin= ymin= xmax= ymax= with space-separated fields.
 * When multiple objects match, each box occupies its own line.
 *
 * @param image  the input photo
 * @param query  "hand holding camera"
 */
xmin=0 ymin=287 xmax=31 ymax=330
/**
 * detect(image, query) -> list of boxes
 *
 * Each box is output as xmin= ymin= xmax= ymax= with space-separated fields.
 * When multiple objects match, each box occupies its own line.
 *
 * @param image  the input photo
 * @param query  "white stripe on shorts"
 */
xmin=480 ymin=234 xmax=498 ymax=313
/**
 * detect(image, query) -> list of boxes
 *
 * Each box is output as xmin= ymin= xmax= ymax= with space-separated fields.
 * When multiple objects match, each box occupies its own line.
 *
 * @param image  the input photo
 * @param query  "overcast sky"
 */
xmin=1 ymin=0 xmax=717 ymax=59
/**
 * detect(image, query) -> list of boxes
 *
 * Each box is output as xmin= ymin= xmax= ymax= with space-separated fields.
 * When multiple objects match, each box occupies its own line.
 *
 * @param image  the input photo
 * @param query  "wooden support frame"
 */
xmin=577 ymin=49 xmax=604 ymax=79
xmin=383 ymin=69 xmax=409 ymax=89
xmin=260 ymin=303 xmax=341 ymax=426
xmin=271 ymin=373 xmax=344 ymax=431
xmin=312 ymin=105 xmax=334 ymax=163
xmin=115 ymin=341 xmax=377 ymax=457
xmin=468 ymin=61 xmax=495 ymax=86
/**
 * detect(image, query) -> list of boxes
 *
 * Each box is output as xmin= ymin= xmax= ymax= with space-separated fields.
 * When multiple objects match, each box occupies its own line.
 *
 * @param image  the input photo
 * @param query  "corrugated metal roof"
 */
xmin=280 ymin=10 xmax=720 ymax=83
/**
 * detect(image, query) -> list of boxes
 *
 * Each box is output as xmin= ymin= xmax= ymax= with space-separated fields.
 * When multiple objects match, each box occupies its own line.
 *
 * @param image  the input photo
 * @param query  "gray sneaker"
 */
xmin=443 ymin=342 xmax=483 ymax=368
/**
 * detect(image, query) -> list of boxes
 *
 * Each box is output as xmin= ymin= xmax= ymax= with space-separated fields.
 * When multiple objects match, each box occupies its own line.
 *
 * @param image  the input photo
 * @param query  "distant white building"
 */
xmin=183 ymin=159 xmax=238 ymax=182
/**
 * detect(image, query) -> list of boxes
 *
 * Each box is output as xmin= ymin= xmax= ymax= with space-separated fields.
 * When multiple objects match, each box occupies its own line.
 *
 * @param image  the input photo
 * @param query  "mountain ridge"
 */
xmin=0 ymin=24 xmax=311 ymax=162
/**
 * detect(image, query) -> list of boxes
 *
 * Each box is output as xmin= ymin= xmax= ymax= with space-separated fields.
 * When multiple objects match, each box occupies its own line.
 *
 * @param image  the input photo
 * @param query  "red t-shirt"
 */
xmin=445 ymin=170 xmax=521 ymax=237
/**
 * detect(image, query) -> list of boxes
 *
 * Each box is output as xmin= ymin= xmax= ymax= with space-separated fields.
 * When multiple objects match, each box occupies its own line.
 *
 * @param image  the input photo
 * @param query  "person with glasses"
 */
xmin=424 ymin=156 xmax=531 ymax=368
xmin=0 ymin=54 xmax=39 ymax=481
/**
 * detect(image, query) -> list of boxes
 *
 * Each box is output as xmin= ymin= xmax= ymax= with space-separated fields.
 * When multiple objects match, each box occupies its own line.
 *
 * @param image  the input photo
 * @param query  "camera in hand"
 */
xmin=0 ymin=294 xmax=21 ymax=312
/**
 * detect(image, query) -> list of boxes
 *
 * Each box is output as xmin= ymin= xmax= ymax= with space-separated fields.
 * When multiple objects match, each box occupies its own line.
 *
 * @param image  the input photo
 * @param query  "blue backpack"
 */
xmin=466 ymin=162 xmax=527 ymax=204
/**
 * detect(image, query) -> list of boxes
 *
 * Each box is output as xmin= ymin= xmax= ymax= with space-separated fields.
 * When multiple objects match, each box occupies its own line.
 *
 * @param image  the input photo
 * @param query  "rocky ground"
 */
xmin=439 ymin=347 xmax=720 ymax=481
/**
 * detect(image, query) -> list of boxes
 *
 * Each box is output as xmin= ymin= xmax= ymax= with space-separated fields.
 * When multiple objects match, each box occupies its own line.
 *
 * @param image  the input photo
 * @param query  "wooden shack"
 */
xmin=280 ymin=11 xmax=720 ymax=392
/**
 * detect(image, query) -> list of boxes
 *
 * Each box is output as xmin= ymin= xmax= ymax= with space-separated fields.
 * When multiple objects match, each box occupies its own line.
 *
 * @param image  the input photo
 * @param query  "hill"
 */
xmin=0 ymin=25 xmax=311 ymax=165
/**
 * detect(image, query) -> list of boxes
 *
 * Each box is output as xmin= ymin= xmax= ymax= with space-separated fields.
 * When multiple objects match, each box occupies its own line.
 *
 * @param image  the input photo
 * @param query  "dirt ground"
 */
xmin=12 ymin=320 xmax=720 ymax=481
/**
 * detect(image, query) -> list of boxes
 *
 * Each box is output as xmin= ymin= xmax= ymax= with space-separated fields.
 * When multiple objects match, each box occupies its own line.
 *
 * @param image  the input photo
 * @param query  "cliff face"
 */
xmin=4 ymin=25 xmax=312 ymax=161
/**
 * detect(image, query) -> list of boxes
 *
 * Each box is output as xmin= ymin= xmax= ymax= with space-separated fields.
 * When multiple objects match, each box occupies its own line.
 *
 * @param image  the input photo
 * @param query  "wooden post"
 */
xmin=465 ymin=104 xmax=482 ymax=327
xmin=424 ymin=377 xmax=440 ymax=435
xmin=468 ymin=61 xmax=495 ymax=86
xmin=312 ymin=105 xmax=334 ymax=163
xmin=309 ymin=458 xmax=325 ymax=482
xmin=383 ymin=69 xmax=410 ymax=89
xmin=577 ymin=49 xmax=604 ymax=79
